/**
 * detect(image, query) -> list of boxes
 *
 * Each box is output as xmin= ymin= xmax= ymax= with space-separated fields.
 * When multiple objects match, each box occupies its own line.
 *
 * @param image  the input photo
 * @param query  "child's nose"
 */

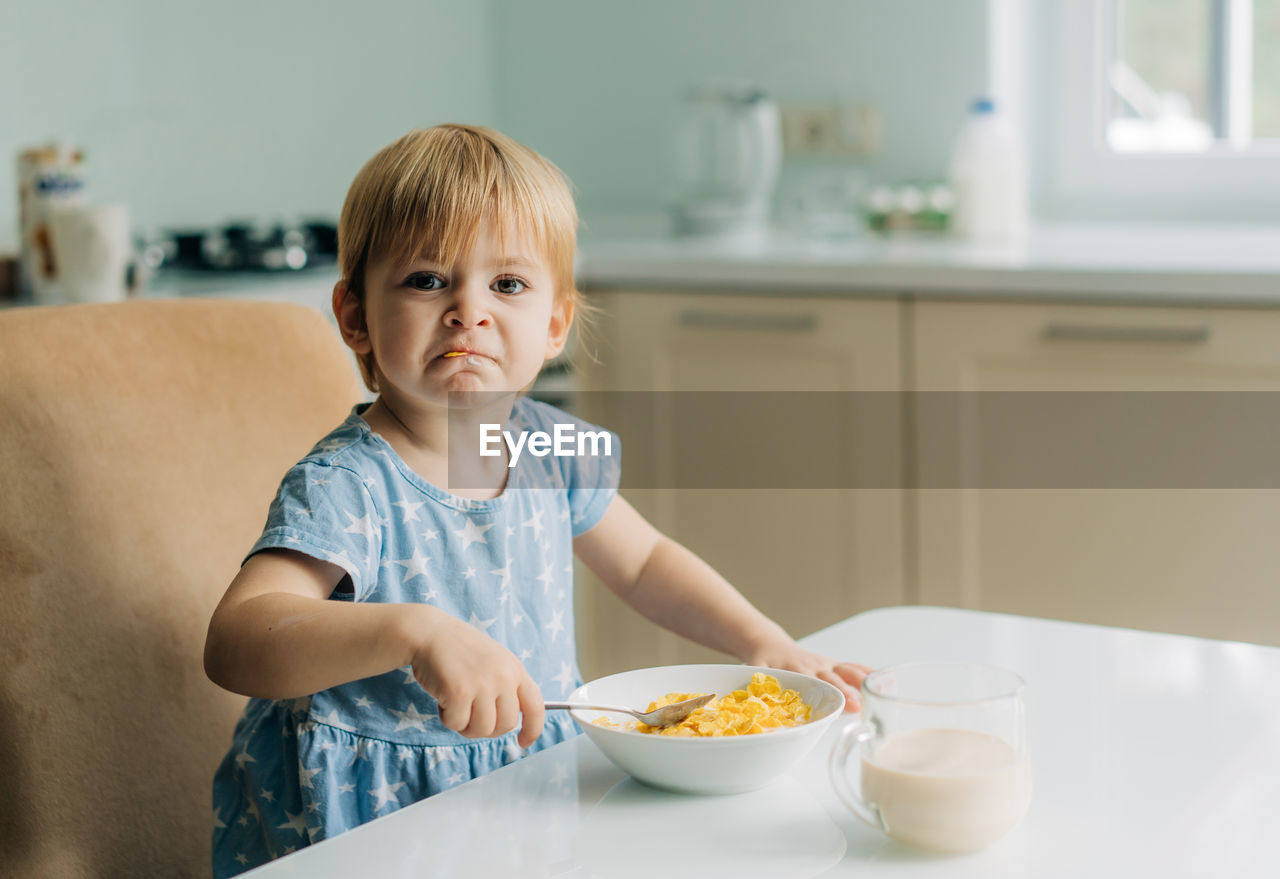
xmin=443 ymin=285 xmax=493 ymax=328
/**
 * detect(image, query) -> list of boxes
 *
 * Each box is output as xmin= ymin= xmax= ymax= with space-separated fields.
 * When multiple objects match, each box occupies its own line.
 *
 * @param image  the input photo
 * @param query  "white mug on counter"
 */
xmin=829 ymin=661 xmax=1031 ymax=853
xmin=42 ymin=203 xmax=133 ymax=305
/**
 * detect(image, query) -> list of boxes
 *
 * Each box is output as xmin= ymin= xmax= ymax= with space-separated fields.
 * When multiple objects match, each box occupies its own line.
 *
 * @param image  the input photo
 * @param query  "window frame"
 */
xmin=1028 ymin=0 xmax=1280 ymax=223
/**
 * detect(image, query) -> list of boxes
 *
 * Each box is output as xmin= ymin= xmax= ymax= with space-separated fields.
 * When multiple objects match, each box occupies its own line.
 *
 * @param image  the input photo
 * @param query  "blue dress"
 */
xmin=211 ymin=398 xmax=620 ymax=877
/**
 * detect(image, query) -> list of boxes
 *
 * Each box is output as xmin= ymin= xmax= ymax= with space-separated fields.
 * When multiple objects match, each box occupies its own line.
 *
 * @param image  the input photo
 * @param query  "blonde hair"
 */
xmin=337 ymin=124 xmax=591 ymax=391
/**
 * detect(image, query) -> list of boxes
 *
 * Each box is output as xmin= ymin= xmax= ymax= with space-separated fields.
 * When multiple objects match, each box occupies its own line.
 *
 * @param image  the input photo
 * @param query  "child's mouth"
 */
xmin=440 ymin=351 xmax=486 ymax=366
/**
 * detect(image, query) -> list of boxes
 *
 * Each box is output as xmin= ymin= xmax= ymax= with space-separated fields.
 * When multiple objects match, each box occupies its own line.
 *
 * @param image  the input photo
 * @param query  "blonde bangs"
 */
xmin=339 ymin=125 xmax=579 ymax=299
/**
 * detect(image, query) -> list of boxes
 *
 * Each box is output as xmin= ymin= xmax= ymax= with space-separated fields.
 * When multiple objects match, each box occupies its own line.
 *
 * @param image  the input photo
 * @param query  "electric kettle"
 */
xmin=673 ymin=83 xmax=783 ymax=243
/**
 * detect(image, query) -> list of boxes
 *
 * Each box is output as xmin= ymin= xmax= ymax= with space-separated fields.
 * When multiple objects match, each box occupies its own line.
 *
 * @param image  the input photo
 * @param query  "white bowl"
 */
xmin=570 ymin=664 xmax=846 ymax=795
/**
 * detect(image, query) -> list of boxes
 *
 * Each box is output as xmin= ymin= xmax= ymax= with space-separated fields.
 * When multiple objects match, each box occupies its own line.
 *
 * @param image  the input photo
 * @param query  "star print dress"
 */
xmin=211 ymin=398 xmax=620 ymax=878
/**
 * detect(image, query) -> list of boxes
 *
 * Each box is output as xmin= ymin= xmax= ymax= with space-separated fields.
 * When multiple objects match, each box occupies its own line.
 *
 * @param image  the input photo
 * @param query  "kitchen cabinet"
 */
xmin=573 ymin=290 xmax=906 ymax=678
xmin=572 ymin=290 xmax=1280 ymax=676
xmin=912 ymin=299 xmax=1280 ymax=647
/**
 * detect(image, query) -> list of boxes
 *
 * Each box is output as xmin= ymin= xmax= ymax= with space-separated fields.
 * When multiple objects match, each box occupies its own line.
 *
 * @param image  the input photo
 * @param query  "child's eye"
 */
xmin=493 ymin=276 xmax=528 ymax=295
xmin=406 ymin=272 xmax=446 ymax=291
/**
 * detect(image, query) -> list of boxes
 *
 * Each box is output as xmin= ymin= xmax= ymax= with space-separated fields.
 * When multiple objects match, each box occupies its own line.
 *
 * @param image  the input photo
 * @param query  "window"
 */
xmin=1104 ymin=0 xmax=1280 ymax=152
xmin=1027 ymin=0 xmax=1280 ymax=222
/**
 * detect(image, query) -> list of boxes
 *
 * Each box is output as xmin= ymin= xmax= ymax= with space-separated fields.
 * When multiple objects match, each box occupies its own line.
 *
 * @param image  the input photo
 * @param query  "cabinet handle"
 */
xmin=1042 ymin=323 xmax=1211 ymax=344
xmin=678 ymin=310 xmax=818 ymax=333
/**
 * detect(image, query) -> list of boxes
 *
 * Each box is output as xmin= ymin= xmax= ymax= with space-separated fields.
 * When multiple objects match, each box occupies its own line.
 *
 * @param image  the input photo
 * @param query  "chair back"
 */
xmin=0 ymin=299 xmax=364 ymax=878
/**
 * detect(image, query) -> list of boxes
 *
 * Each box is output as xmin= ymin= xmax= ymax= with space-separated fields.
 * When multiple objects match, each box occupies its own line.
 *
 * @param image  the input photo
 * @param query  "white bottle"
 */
xmin=947 ymin=98 xmax=1028 ymax=245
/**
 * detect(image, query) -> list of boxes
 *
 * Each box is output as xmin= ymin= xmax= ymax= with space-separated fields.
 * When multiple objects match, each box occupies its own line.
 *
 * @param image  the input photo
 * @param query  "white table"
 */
xmin=244 ymin=607 xmax=1280 ymax=877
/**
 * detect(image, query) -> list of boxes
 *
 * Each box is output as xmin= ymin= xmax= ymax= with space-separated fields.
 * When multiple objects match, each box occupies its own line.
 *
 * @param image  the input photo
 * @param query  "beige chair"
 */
xmin=0 ymin=299 xmax=364 ymax=878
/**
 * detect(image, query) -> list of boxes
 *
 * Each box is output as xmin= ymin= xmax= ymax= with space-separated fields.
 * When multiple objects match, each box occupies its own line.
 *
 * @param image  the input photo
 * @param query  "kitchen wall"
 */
xmin=1 ymin=0 xmax=993 ymax=252
xmin=491 ymin=0 xmax=990 ymax=222
xmin=0 ymin=0 xmax=498 ymax=250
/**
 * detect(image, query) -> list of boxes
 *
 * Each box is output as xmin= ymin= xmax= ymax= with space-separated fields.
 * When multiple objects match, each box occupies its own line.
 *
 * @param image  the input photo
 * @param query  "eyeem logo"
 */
xmin=480 ymin=424 xmax=613 ymax=469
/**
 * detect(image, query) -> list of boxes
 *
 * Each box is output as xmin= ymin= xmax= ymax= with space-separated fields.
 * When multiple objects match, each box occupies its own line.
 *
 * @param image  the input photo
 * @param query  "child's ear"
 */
xmin=333 ymin=280 xmax=372 ymax=354
xmin=545 ymin=297 xmax=574 ymax=360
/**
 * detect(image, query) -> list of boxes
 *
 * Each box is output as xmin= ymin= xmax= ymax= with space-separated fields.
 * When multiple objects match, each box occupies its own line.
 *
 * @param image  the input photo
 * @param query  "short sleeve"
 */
xmin=248 ymin=461 xmax=382 ymax=600
xmin=513 ymin=398 xmax=621 ymax=537
xmin=564 ymin=427 xmax=621 ymax=536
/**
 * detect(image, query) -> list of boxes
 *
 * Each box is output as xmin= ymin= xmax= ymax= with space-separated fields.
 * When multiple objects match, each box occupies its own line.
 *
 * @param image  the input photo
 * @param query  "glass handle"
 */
xmin=828 ymin=720 xmax=885 ymax=832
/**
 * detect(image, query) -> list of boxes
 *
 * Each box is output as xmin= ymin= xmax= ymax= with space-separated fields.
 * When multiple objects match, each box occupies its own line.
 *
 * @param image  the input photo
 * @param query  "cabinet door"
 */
xmin=913 ymin=299 xmax=1280 ymax=646
xmin=573 ymin=290 xmax=905 ymax=678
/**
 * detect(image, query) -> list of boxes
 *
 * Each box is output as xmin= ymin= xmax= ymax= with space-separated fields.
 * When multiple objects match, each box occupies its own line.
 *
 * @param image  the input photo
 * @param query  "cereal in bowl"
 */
xmin=599 ymin=672 xmax=812 ymax=736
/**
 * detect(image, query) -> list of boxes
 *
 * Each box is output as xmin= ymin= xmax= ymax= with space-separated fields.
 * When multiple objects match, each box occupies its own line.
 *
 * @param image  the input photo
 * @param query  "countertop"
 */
xmin=6 ymin=222 xmax=1276 ymax=311
xmin=242 ymin=606 xmax=1280 ymax=878
xmin=577 ymin=220 xmax=1280 ymax=306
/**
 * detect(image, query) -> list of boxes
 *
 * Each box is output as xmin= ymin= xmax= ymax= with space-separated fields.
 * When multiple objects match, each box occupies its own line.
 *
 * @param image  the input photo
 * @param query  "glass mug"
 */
xmin=829 ymin=662 xmax=1031 ymax=853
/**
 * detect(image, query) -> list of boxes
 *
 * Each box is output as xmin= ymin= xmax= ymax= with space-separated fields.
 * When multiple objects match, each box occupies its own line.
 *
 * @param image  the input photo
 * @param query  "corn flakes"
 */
xmin=594 ymin=673 xmax=812 ymax=737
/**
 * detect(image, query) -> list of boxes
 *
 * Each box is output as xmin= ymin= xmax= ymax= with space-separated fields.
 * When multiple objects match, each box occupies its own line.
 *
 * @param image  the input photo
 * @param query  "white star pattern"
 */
xmin=549 ymin=763 xmax=570 ymax=788
xmin=506 ymin=525 xmax=516 ymax=538
xmin=522 ymin=508 xmax=544 ymax=539
xmin=454 ymin=518 xmax=493 ymax=550
xmin=462 ymin=566 xmax=476 ymax=580
xmin=422 ymin=528 xmax=439 ymax=542
xmin=276 ymin=810 xmax=307 ymax=836
xmin=260 ymin=788 xmax=276 ymax=804
xmin=235 ymin=853 xmax=248 ymax=865
xmin=519 ymin=648 xmax=533 ymax=662
xmin=447 ymin=772 xmax=465 ymax=786
xmin=325 ymin=548 xmax=354 ymax=570
xmin=401 ymin=667 xmax=418 ymax=685
xmin=537 ymin=562 xmax=556 ymax=592
xmin=552 ymin=661 xmax=575 ymax=694
xmin=545 ymin=609 xmax=565 ymax=641
xmin=468 ymin=612 xmax=497 ymax=632
xmin=338 ymin=782 xmax=355 ymax=794
xmin=422 ymin=585 xmax=439 ymax=603
xmin=390 ymin=703 xmax=433 ymax=732
xmin=512 ymin=611 xmax=525 ymax=625
xmin=343 ymin=511 xmax=375 ymax=543
xmin=559 ymin=509 xmax=570 ymax=521
xmin=491 ymin=559 xmax=513 ymax=590
xmin=298 ymin=766 xmax=322 ymax=789
xmin=309 ymin=477 xmax=329 ymax=488
xmin=233 ymin=748 xmax=256 ymax=769
xmin=425 ymin=748 xmax=449 ymax=771
xmin=213 ymin=807 xmax=226 ymax=829
xmin=369 ymin=780 xmax=406 ymax=810
xmin=354 ymin=696 xmax=373 ymax=709
xmin=393 ymin=549 xmax=431 ymax=581
xmin=392 ymin=499 xmax=424 ymax=523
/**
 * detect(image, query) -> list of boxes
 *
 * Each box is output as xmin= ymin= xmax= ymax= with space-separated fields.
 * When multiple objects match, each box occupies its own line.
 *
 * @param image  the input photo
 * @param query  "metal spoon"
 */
xmin=545 ymin=693 xmax=717 ymax=727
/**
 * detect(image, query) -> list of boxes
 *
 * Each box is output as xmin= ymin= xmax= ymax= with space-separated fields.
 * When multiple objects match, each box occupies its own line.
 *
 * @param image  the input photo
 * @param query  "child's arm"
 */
xmin=574 ymin=496 xmax=871 ymax=710
xmin=204 ymin=549 xmax=545 ymax=746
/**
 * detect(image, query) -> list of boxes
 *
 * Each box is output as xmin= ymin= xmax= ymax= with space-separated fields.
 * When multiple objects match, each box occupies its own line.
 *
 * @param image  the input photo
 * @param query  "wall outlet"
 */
xmin=780 ymin=103 xmax=880 ymax=158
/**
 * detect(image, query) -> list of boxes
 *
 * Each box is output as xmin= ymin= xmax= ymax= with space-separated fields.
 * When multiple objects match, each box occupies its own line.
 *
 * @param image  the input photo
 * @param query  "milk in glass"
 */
xmin=861 ymin=728 xmax=1031 ymax=852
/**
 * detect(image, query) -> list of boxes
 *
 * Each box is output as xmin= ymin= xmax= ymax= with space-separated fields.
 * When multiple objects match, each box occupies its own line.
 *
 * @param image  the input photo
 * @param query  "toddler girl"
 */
xmin=204 ymin=124 xmax=870 ymax=877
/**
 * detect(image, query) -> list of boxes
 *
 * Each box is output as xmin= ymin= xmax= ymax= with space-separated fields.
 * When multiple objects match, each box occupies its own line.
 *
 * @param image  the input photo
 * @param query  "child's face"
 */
xmin=341 ymin=216 xmax=570 ymax=410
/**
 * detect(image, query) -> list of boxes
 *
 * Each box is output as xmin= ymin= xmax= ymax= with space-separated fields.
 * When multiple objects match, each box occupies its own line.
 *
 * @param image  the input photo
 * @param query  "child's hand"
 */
xmin=407 ymin=606 xmax=546 ymax=747
xmin=743 ymin=641 xmax=872 ymax=713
